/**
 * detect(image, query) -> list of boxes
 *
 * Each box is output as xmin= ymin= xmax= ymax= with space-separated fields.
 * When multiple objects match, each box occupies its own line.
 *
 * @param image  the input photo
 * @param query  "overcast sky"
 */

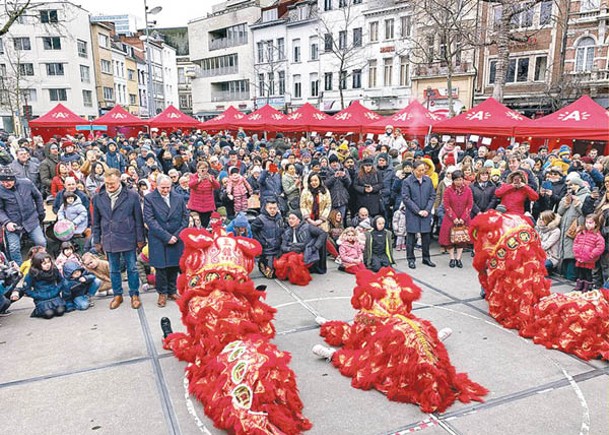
xmin=77 ymin=0 xmax=213 ymax=28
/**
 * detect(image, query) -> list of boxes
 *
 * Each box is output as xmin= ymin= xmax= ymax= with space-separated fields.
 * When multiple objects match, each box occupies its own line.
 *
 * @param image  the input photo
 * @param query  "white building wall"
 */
xmin=162 ymin=45 xmax=179 ymax=108
xmin=112 ymin=49 xmax=127 ymax=107
xmin=0 ymin=1 xmax=98 ymax=122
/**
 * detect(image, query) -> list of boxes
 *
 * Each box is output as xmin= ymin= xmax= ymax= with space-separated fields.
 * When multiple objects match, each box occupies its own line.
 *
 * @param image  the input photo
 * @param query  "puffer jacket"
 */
xmin=57 ymin=196 xmax=88 ymax=235
xmin=39 ymin=145 xmax=60 ymax=194
xmin=536 ymin=214 xmax=561 ymax=267
xmin=10 ymin=157 xmax=41 ymax=189
xmin=573 ymin=230 xmax=605 ymax=265
xmin=105 ymin=149 xmax=127 ymax=173
xmin=338 ymin=239 xmax=364 ymax=267
xmin=0 ymin=178 xmax=45 ymax=232
xmin=325 ymin=168 xmax=351 ymax=208
xmin=61 ymin=260 xmax=95 ymax=300
xmin=251 ymin=209 xmax=284 ymax=256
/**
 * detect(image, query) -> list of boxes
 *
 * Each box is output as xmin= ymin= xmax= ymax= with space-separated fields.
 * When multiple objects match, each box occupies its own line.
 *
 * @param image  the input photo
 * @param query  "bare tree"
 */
xmin=0 ymin=1 xmax=32 ymax=36
xmin=408 ymin=0 xmax=478 ymax=116
xmin=318 ymin=0 xmax=365 ymax=110
xmin=479 ymin=0 xmax=554 ymax=102
xmin=253 ymin=39 xmax=288 ymax=108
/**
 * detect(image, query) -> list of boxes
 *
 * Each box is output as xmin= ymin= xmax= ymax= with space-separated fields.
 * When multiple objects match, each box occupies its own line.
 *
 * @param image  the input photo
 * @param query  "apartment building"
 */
xmin=189 ymin=0 xmax=275 ymax=118
xmin=91 ymin=21 xmax=117 ymax=114
xmin=0 ymin=1 xmax=98 ymax=132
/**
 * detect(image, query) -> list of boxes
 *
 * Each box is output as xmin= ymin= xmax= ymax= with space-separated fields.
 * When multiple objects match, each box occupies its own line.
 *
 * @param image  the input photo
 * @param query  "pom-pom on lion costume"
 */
xmin=314 ymin=267 xmax=488 ymax=413
xmin=471 ymin=210 xmax=609 ymax=361
xmin=163 ymin=228 xmax=312 ymax=434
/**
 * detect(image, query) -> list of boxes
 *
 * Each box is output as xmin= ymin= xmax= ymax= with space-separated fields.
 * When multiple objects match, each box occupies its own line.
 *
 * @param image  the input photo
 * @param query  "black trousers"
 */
xmin=406 ymin=232 xmax=431 ymax=262
xmin=197 ymin=211 xmax=212 ymax=228
xmin=156 ymin=266 xmax=180 ymax=295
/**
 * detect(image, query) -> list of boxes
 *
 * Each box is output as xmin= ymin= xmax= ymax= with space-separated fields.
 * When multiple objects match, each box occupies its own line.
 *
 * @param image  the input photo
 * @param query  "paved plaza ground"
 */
xmin=1 ymin=244 xmax=608 ymax=435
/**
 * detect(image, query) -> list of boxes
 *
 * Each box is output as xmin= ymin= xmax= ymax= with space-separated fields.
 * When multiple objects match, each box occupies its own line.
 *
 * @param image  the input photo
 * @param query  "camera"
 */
xmin=0 ymin=263 xmax=22 ymax=287
xmin=13 ymin=225 xmax=23 ymax=232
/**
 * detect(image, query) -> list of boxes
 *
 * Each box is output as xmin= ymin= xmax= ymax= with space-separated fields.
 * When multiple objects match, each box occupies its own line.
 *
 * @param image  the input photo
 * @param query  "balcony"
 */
xmin=209 ymin=36 xmax=248 ymax=51
xmin=210 ymin=90 xmax=250 ymax=102
xmin=413 ymin=62 xmax=473 ymax=78
xmin=199 ymin=65 xmax=239 ymax=78
xmin=569 ymin=69 xmax=609 ymax=84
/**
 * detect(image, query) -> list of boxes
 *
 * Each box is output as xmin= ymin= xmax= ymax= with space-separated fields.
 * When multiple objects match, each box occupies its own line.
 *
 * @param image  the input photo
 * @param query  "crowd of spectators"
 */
xmin=0 ymin=125 xmax=607 ymax=318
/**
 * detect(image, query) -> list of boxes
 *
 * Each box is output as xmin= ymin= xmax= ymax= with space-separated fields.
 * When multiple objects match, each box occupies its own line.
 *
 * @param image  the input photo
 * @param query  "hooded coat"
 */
xmin=57 ymin=195 xmax=88 ymax=235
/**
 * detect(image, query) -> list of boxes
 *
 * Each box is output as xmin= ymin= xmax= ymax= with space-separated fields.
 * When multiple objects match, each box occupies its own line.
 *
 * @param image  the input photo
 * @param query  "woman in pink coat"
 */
xmin=188 ymin=161 xmax=220 ymax=227
xmin=439 ymin=170 xmax=473 ymax=269
xmin=573 ymin=213 xmax=605 ymax=292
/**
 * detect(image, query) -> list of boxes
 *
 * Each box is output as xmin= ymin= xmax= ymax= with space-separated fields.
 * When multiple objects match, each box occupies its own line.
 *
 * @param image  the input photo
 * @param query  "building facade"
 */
xmin=0 ymin=1 xmax=98 ymax=132
xmin=91 ymin=21 xmax=116 ymax=114
xmin=90 ymin=14 xmax=138 ymax=36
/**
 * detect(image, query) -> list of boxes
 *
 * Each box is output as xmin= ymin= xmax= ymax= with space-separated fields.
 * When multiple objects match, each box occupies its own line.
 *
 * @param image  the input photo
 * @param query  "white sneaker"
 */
xmin=334 ymin=257 xmax=342 ymax=265
xmin=315 ymin=316 xmax=328 ymax=326
xmin=107 ymin=289 xmax=114 ymax=296
xmin=438 ymin=327 xmax=453 ymax=342
xmin=312 ymin=344 xmax=335 ymax=360
xmin=140 ymin=283 xmax=150 ymax=293
xmin=97 ymin=290 xmax=107 ymax=297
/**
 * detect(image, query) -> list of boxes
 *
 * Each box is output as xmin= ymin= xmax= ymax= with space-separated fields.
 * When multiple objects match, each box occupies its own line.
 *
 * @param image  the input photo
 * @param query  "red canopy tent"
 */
xmin=368 ymin=100 xmax=444 ymax=135
xmin=433 ymin=97 xmax=534 ymax=136
xmin=238 ymin=104 xmax=286 ymax=131
xmin=315 ymin=100 xmax=385 ymax=134
xmin=200 ymin=106 xmax=247 ymax=131
xmin=92 ymin=105 xmax=146 ymax=138
xmin=29 ymin=104 xmax=90 ymax=141
xmin=148 ymin=105 xmax=202 ymax=131
xmin=515 ymin=95 xmax=609 ymax=142
xmin=274 ymin=103 xmax=330 ymax=132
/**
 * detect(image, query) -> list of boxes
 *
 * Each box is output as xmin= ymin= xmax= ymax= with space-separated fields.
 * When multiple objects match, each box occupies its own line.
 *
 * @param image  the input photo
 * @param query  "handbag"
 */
xmin=566 ymin=220 xmax=579 ymax=239
xmin=450 ymin=225 xmax=470 ymax=244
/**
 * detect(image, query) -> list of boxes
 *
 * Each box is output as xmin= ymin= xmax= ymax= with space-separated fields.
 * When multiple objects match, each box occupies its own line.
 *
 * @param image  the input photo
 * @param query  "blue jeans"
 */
xmin=107 ymin=250 xmax=140 ymax=297
xmin=5 ymin=225 xmax=46 ymax=265
xmin=88 ymin=278 xmax=101 ymax=296
xmin=72 ymin=295 xmax=91 ymax=310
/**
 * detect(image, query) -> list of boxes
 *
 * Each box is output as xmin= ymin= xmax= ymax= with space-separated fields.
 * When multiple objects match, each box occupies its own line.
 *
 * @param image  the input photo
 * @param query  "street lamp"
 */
xmin=143 ymin=1 xmax=162 ymax=117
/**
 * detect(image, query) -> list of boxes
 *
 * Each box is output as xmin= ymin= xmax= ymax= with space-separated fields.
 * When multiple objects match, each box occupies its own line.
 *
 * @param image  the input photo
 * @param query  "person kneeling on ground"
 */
xmin=62 ymin=260 xmax=101 ymax=311
xmin=22 ymin=253 xmax=66 ymax=319
xmin=82 ymin=252 xmax=113 ymax=297
xmin=337 ymin=227 xmax=366 ymax=274
xmin=365 ymin=215 xmax=395 ymax=272
xmin=281 ymin=211 xmax=328 ymax=275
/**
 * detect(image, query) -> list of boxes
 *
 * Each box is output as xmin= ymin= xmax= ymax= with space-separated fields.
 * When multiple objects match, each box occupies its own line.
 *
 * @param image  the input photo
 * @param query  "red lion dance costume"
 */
xmin=316 ymin=267 xmax=488 ymax=413
xmin=163 ymin=228 xmax=312 ymax=434
xmin=470 ymin=210 xmax=609 ymax=360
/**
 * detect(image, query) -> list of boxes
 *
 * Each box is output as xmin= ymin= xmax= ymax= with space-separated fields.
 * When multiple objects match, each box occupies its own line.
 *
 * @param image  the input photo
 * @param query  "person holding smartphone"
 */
xmin=495 ymin=170 xmax=539 ymax=217
xmin=188 ymin=161 xmax=220 ymax=228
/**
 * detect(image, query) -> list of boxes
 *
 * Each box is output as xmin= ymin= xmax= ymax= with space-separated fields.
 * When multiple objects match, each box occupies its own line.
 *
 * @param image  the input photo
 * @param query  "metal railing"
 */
xmin=209 ymin=36 xmax=248 ymax=51
xmin=210 ymin=90 xmax=250 ymax=102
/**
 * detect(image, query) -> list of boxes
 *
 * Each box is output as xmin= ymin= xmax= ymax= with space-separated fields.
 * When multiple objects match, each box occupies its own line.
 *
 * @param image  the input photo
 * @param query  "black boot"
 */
xmin=160 ymin=317 xmax=173 ymax=339
xmin=573 ymin=279 xmax=584 ymax=292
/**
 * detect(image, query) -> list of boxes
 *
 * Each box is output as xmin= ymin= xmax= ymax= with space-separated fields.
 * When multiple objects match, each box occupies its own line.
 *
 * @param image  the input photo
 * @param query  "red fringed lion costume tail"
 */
xmin=163 ymin=228 xmax=312 ymax=434
xmin=471 ymin=210 xmax=609 ymax=361
xmin=319 ymin=268 xmax=488 ymax=413
xmin=274 ymin=252 xmax=312 ymax=286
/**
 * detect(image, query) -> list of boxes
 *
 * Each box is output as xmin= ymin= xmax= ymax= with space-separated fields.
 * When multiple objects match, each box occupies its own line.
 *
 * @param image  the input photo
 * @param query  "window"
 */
xmin=80 ymin=65 xmax=90 ymax=83
xmin=0 ymin=64 xmax=6 ymax=77
xmin=310 ymin=73 xmax=319 ymax=97
xmin=208 ymin=23 xmax=248 ymax=51
xmin=439 ymin=36 xmax=448 ymax=60
xmin=128 ymin=69 xmax=135 ymax=81
xmin=18 ymin=63 xmax=34 ymax=76
xmin=98 ymin=33 xmax=109 ymax=48
xmin=293 ymin=39 xmax=301 ymax=62
xmin=534 ymin=56 xmax=547 ymax=81
xmin=258 ymin=73 xmax=265 ymax=97
xmin=489 ymin=60 xmax=497 ymax=84
xmin=370 ymin=22 xmax=378 ymax=43
xmin=49 ymin=88 xmax=67 ymax=101
xmin=268 ymin=72 xmax=275 ymax=95
xmin=575 ymin=37 xmax=595 ymax=72
xmin=339 ymin=71 xmax=347 ymax=90
xmin=23 ymin=88 xmax=37 ymax=102
xmin=353 ymin=28 xmax=362 ymax=47
xmin=0 ymin=38 xmax=3 ymax=55
xmin=43 ymin=37 xmax=61 ymax=50
xmin=324 ymin=72 xmax=333 ymax=91
xmin=200 ymin=54 xmax=239 ymax=76
xmin=426 ymin=34 xmax=435 ymax=62
xmin=353 ymin=0 xmax=362 ymax=3
xmin=401 ymin=16 xmax=411 ymax=37
xmin=339 ymin=31 xmax=347 ymax=50
xmin=339 ymin=0 xmax=347 ymax=7
xmin=310 ymin=37 xmax=319 ymax=60
xmin=368 ymin=59 xmax=377 ymax=87
xmin=511 ymin=6 xmax=533 ymax=28
xmin=324 ymin=33 xmax=333 ymax=52
xmin=324 ymin=0 xmax=332 ymax=11
xmin=101 ymin=59 xmax=112 ymax=74
xmin=384 ymin=58 xmax=393 ymax=86
xmin=40 ymin=10 xmax=58 ymax=23
xmin=399 ymin=56 xmax=409 ymax=86
xmin=385 ymin=19 xmax=394 ymax=40
xmin=277 ymin=38 xmax=285 ymax=60
xmin=257 ymin=42 xmax=264 ymax=63
xmin=540 ymin=1 xmax=552 ymax=25
xmin=83 ymin=90 xmax=93 ymax=107
xmin=493 ymin=6 xmax=502 ymax=30
xmin=580 ymin=0 xmax=600 ymax=12
xmin=13 ymin=37 xmax=31 ymax=50
xmin=46 ymin=63 xmax=64 ymax=76
xmin=293 ymin=75 xmax=301 ymax=98
xmin=77 ymin=39 xmax=87 ymax=58
xmin=506 ymin=58 xmax=529 ymax=82
xmin=103 ymin=86 xmax=114 ymax=101
xmin=352 ymin=69 xmax=361 ymax=89
xmin=278 ymin=71 xmax=286 ymax=95
xmin=130 ymin=94 xmax=138 ymax=106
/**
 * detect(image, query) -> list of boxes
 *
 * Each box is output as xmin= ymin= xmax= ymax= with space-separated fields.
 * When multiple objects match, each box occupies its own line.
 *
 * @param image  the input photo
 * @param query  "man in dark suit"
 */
xmin=92 ymin=168 xmax=146 ymax=309
xmin=143 ymin=174 xmax=189 ymax=307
